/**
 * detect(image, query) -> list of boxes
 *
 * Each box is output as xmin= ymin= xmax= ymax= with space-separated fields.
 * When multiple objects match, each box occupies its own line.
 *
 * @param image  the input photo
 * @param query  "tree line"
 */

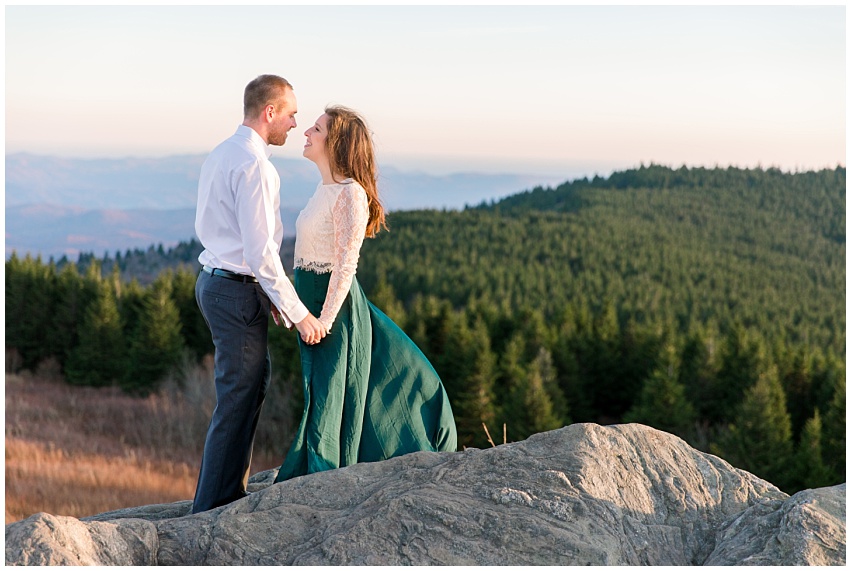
xmin=5 ymin=164 xmax=845 ymax=494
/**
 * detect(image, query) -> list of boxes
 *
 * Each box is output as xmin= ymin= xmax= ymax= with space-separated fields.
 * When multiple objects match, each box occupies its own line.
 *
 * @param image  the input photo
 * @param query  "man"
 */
xmin=192 ymin=74 xmax=326 ymax=513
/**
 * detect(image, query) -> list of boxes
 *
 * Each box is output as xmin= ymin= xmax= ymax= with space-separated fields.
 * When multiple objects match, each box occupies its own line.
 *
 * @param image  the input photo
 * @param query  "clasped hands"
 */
xmin=272 ymin=307 xmax=327 ymax=345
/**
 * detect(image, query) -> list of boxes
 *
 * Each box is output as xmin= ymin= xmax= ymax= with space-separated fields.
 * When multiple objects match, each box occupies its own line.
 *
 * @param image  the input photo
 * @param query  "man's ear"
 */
xmin=264 ymin=104 xmax=276 ymax=123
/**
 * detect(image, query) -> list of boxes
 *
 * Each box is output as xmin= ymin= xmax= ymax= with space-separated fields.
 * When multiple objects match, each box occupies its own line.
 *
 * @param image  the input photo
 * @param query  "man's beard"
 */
xmin=269 ymin=128 xmax=287 ymax=147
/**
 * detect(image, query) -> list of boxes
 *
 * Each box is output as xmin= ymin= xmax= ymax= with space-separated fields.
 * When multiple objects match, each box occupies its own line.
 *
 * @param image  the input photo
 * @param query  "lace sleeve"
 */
xmin=318 ymin=183 xmax=369 ymax=330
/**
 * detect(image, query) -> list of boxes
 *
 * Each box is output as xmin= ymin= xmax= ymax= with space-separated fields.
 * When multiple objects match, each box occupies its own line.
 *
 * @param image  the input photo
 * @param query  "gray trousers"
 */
xmin=192 ymin=270 xmax=272 ymax=513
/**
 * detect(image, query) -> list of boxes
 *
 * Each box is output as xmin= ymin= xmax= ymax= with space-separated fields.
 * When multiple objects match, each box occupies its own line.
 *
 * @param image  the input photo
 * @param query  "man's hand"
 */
xmin=271 ymin=306 xmax=289 ymax=328
xmin=271 ymin=306 xmax=294 ymax=329
xmin=294 ymin=313 xmax=327 ymax=345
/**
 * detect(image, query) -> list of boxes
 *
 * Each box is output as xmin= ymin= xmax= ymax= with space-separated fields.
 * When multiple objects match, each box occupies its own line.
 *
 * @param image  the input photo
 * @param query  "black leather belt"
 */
xmin=202 ymin=265 xmax=259 ymax=284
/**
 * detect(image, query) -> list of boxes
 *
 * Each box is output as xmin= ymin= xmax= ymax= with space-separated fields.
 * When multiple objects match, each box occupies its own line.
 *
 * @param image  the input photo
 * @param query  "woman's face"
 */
xmin=303 ymin=113 xmax=329 ymax=164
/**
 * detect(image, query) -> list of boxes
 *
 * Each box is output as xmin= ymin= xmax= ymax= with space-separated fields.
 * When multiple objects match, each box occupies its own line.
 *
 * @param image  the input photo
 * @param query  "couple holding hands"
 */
xmin=192 ymin=74 xmax=457 ymax=513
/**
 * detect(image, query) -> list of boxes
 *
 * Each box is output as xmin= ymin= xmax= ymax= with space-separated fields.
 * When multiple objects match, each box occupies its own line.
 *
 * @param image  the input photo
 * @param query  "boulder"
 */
xmin=5 ymin=423 xmax=846 ymax=565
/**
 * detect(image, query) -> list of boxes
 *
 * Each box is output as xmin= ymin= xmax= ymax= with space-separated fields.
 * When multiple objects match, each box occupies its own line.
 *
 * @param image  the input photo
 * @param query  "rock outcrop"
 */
xmin=5 ymin=423 xmax=846 ymax=565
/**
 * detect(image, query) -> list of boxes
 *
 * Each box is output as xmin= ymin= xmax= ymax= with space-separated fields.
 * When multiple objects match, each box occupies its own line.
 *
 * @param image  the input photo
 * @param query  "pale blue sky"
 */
xmin=5 ymin=4 xmax=846 ymax=177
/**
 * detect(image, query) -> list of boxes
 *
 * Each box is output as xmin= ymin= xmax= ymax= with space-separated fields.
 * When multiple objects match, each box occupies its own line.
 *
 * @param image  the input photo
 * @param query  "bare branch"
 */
xmin=482 ymin=422 xmax=496 ymax=448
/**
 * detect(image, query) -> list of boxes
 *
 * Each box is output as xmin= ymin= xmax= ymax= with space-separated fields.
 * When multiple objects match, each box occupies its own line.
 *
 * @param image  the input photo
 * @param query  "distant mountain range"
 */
xmin=5 ymin=153 xmax=564 ymax=259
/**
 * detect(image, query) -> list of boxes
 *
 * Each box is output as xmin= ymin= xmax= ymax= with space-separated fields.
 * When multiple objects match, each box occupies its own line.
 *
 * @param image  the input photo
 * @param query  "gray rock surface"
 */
xmin=5 ymin=423 xmax=846 ymax=566
xmin=705 ymin=483 xmax=846 ymax=565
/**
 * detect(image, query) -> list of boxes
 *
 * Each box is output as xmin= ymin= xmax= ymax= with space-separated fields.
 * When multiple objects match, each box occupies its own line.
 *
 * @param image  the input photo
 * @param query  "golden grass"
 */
xmin=5 ymin=360 xmax=287 ymax=524
xmin=5 ymin=438 xmax=196 ymax=523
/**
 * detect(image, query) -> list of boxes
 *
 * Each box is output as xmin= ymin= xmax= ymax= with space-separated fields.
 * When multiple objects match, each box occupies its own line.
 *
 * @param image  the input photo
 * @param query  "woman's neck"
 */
xmin=315 ymin=160 xmax=339 ymax=185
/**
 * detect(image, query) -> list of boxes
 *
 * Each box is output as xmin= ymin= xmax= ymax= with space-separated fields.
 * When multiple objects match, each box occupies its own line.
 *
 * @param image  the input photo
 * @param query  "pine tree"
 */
xmin=617 ymin=319 xmax=666 ymax=419
xmin=52 ymin=263 xmax=99 ymax=372
xmin=821 ymin=375 xmax=846 ymax=483
xmin=5 ymin=254 xmax=28 ymax=369
xmin=791 ymin=410 xmax=833 ymax=492
xmin=712 ymin=367 xmax=794 ymax=491
xmin=118 ymin=278 xmax=147 ymax=341
xmin=170 ymin=268 xmax=213 ymax=360
xmin=125 ymin=273 xmax=185 ymax=394
xmin=500 ymin=334 xmax=562 ymax=442
xmin=451 ymin=318 xmax=500 ymax=448
xmin=624 ymin=343 xmax=696 ymax=438
xmin=567 ymin=300 xmax=623 ymax=423
xmin=406 ymin=295 xmax=452 ymax=365
xmin=532 ymin=346 xmax=570 ymax=426
xmin=496 ymin=333 xmax=526 ymax=416
xmin=521 ymin=349 xmax=563 ymax=437
xmin=709 ymin=324 xmax=769 ymax=425
xmin=367 ymin=274 xmax=407 ymax=328
xmin=65 ymin=279 xmax=127 ymax=386
xmin=549 ymin=302 xmax=598 ymax=423
xmin=6 ymin=254 xmax=55 ymax=369
xmin=778 ymin=346 xmax=815 ymax=439
xmin=678 ymin=324 xmax=720 ymax=448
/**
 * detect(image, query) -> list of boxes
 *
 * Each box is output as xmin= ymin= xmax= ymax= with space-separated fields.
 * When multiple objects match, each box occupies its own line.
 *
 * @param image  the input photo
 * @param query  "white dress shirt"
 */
xmin=196 ymin=125 xmax=308 ymax=326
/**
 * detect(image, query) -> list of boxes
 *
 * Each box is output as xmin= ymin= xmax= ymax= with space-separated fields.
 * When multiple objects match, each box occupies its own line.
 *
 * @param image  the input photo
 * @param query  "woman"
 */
xmin=275 ymin=106 xmax=457 ymax=483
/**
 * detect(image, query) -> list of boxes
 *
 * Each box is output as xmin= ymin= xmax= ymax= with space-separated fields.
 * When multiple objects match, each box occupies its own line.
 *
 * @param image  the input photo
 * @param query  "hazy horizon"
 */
xmin=4 ymin=149 xmax=844 ymax=184
xmin=5 ymin=5 xmax=846 ymax=178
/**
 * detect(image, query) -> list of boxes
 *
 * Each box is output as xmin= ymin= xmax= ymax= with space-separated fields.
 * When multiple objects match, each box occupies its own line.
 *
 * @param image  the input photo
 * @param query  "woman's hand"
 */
xmin=295 ymin=313 xmax=327 ymax=345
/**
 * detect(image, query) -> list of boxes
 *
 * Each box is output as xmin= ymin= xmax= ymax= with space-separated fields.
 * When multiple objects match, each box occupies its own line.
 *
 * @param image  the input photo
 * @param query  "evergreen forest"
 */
xmin=6 ymin=164 xmax=846 ymax=494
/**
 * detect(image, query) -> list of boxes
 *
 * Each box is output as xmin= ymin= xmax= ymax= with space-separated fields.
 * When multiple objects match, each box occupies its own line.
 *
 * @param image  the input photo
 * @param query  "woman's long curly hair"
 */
xmin=324 ymin=105 xmax=387 ymax=238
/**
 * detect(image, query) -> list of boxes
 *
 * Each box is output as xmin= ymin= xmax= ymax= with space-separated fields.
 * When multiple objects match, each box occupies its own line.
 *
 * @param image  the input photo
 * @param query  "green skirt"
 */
xmin=275 ymin=269 xmax=457 ymax=482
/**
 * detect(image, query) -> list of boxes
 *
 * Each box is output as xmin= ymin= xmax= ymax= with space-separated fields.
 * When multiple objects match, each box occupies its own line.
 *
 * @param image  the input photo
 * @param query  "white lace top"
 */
xmin=293 ymin=178 xmax=369 ymax=331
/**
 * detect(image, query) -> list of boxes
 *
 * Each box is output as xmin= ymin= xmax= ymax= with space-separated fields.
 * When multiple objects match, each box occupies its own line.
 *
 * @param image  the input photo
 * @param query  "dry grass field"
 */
xmin=5 ymin=357 xmax=289 ymax=524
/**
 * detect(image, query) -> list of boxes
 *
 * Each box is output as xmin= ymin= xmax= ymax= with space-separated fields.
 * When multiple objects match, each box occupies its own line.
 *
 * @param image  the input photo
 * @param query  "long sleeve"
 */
xmin=318 ymin=183 xmax=369 ymax=330
xmin=196 ymin=126 xmax=309 ymax=327
xmin=233 ymin=158 xmax=308 ymax=326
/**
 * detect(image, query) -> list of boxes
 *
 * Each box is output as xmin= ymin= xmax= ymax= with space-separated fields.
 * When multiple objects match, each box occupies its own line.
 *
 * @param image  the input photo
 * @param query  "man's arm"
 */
xmin=233 ymin=160 xmax=308 ymax=325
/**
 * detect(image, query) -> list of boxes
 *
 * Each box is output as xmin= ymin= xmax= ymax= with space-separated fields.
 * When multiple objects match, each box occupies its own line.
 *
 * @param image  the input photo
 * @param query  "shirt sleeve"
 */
xmin=318 ymin=183 xmax=369 ymax=330
xmin=234 ymin=159 xmax=309 ymax=326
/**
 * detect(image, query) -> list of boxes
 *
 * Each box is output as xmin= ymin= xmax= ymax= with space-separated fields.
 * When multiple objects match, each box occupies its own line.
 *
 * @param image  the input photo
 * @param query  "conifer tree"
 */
xmin=405 ymin=295 xmax=452 ymax=364
xmin=778 ymin=346 xmax=815 ymax=439
xmin=52 ymin=262 xmax=98 ymax=371
xmin=65 ymin=278 xmax=127 ymax=386
xmin=532 ymin=346 xmax=570 ymax=426
xmin=170 ymin=268 xmax=213 ymax=360
xmin=6 ymin=254 xmax=55 ymax=369
xmin=118 ymin=278 xmax=147 ymax=341
xmin=50 ymin=264 xmax=89 ymax=370
xmin=617 ymin=319 xmax=666 ymax=418
xmin=567 ymin=300 xmax=623 ymax=422
xmin=709 ymin=324 xmax=769 ymax=425
xmin=551 ymin=311 xmax=590 ymax=423
xmin=5 ymin=254 xmax=28 ymax=368
xmin=678 ymin=324 xmax=719 ymax=437
xmin=712 ymin=367 xmax=794 ymax=491
xmin=367 ymin=275 xmax=407 ymax=328
xmin=624 ymin=344 xmax=695 ymax=438
xmin=791 ymin=410 xmax=833 ymax=492
xmin=496 ymin=333 xmax=527 ymax=415
xmin=821 ymin=375 xmax=846 ymax=482
xmin=451 ymin=318 xmax=499 ymax=448
xmin=434 ymin=312 xmax=475 ymax=407
xmin=520 ymin=349 xmax=563 ymax=437
xmin=125 ymin=273 xmax=185 ymax=393
xmin=500 ymin=334 xmax=561 ymax=442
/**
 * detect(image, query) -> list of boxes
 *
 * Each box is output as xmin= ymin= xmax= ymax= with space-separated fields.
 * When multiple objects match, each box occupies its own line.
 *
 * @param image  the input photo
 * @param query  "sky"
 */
xmin=4 ymin=3 xmax=847 ymax=178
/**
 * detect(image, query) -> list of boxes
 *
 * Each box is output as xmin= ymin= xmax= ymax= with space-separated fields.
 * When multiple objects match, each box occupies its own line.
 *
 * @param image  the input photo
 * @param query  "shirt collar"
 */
xmin=236 ymin=124 xmax=272 ymax=159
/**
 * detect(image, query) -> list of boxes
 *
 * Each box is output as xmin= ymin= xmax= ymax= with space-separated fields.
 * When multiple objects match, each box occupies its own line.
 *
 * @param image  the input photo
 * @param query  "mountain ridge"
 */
xmin=5 ymin=152 xmax=564 ymax=258
xmin=4 ymin=152 xmax=565 ymax=210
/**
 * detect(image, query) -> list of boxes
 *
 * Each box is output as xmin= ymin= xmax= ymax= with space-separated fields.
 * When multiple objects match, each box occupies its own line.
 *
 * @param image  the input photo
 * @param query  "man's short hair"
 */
xmin=244 ymin=75 xmax=293 ymax=118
